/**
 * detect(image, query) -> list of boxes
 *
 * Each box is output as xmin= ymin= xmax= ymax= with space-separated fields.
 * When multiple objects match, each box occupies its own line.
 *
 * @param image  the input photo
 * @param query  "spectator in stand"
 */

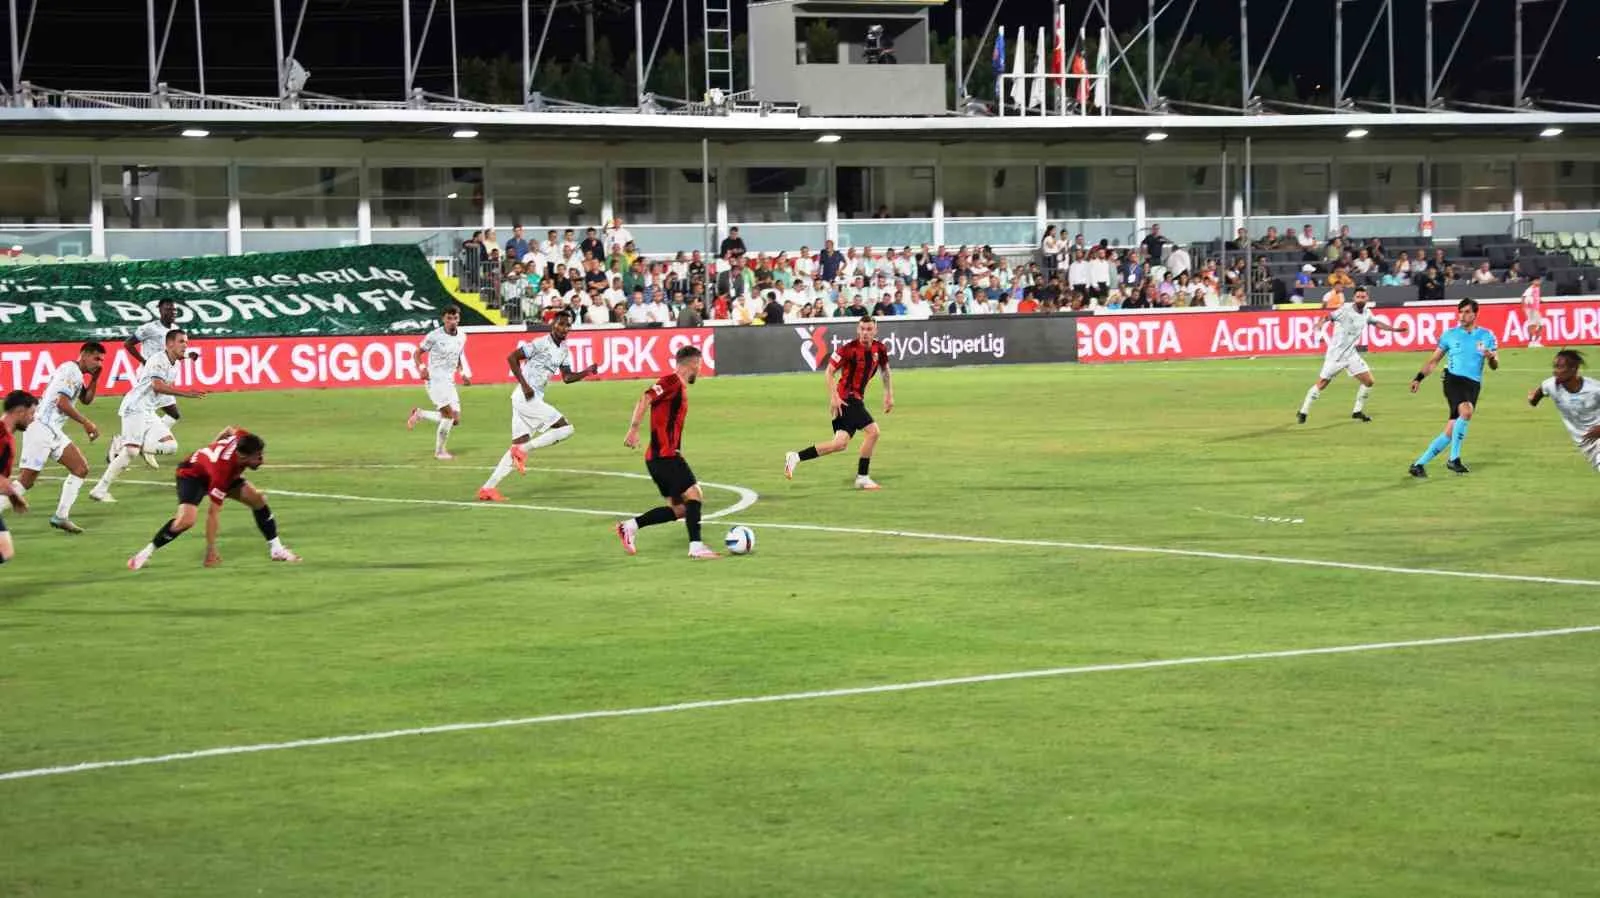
xmin=1230 ymin=227 xmax=1251 ymax=251
xmin=645 ymin=291 xmax=673 ymax=324
xmin=1040 ymin=226 xmax=1061 ymax=280
xmin=1380 ymin=268 xmax=1409 ymax=287
xmin=624 ymin=289 xmax=651 ymax=325
xmin=1471 ymin=261 xmax=1498 ymax=285
xmin=1087 ymin=247 xmax=1113 ymax=301
xmin=843 ymin=290 xmax=869 ymax=318
xmin=1141 ymin=224 xmax=1170 ymax=262
xmin=1294 ymin=264 xmax=1317 ymax=299
xmin=1157 ymin=272 xmax=1178 ymax=305
xmin=761 ymin=290 xmax=785 ymax=325
xmin=1430 ymin=247 xmax=1449 ymax=271
xmin=580 ymin=227 xmax=604 ymax=261
xmin=602 ymin=274 xmax=625 ymax=308
xmin=674 ymin=293 xmax=702 ymax=327
xmin=1254 ymin=227 xmax=1280 ymax=250
xmin=719 ymin=227 xmax=747 ymax=259
xmin=1352 ymin=249 xmax=1376 ymax=278
xmin=579 ymin=290 xmax=605 ymax=325
xmin=604 ymin=218 xmax=633 ymax=255
xmin=1393 ymin=251 xmax=1413 ymax=280
xmin=903 ymin=289 xmax=933 ymax=319
xmin=505 ymin=226 xmax=530 ymax=263
xmin=817 ymin=240 xmax=845 ymax=282
xmin=1322 ymin=237 xmax=1343 ymax=263
xmin=1067 ymin=249 xmax=1090 ymax=295
xmin=1166 ymin=243 xmax=1192 ymax=277
xmin=1504 ymin=261 xmax=1527 ymax=284
xmin=499 ymin=263 xmax=528 ymax=319
xmin=1416 ymin=265 xmax=1445 ymax=301
xmin=894 ymin=247 xmax=915 ymax=283
xmin=715 ymin=256 xmax=750 ymax=299
xmin=871 ymin=291 xmax=898 ymax=317
xmin=710 ymin=294 xmax=730 ymax=320
xmin=873 ymin=205 xmax=891 ymax=219
xmin=1298 ymin=224 xmax=1318 ymax=258
xmin=1444 ymin=264 xmax=1464 ymax=286
xmin=622 ymin=258 xmax=647 ymax=294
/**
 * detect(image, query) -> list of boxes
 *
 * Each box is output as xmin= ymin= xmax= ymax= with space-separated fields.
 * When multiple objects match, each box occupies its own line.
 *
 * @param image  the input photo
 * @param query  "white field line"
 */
xmin=3 ymin=624 xmax=1596 ymax=783
xmin=265 ymin=464 xmax=760 ymax=520
xmin=88 ymin=475 xmax=1600 ymax=588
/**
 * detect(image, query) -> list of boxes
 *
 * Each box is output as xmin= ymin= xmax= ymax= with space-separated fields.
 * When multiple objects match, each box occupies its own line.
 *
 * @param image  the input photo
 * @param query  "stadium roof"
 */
xmin=2 ymin=105 xmax=1597 ymax=144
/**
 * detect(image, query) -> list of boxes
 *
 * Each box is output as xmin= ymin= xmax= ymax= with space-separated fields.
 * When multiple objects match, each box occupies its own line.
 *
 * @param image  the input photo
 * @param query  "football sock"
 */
xmin=96 ymin=448 xmax=135 ymax=491
xmin=1353 ymin=385 xmax=1372 ymax=413
xmin=56 ymin=475 xmax=83 ymax=518
xmin=797 ymin=446 xmax=820 ymax=461
xmin=149 ymin=520 xmax=182 ymax=551
xmin=484 ymin=450 xmax=516 ymax=489
xmin=418 ymin=410 xmax=443 ymax=424
xmin=1299 ymin=385 xmax=1321 ymax=416
xmin=252 ymin=504 xmax=279 ymax=542
xmin=635 ymin=506 xmax=678 ymax=529
xmin=1448 ymin=418 xmax=1470 ymax=460
xmin=435 ymin=419 xmax=454 ymax=453
xmin=1416 ymin=431 xmax=1451 ymax=466
xmin=858 ymin=457 xmax=872 ymax=477
xmin=683 ymin=499 xmax=703 ymax=543
xmin=530 ymin=424 xmax=574 ymax=449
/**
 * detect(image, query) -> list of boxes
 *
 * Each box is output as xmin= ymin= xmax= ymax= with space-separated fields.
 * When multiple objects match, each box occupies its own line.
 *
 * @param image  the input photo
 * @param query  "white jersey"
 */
xmin=515 ymin=335 xmax=570 ymax=399
xmin=418 ymin=327 xmax=467 ymax=385
xmin=134 ymin=320 xmax=177 ymax=362
xmin=1325 ymin=303 xmax=1373 ymax=358
xmin=37 ymin=360 xmax=86 ymax=431
xmin=1541 ymin=376 xmax=1600 ymax=448
xmin=119 ymin=353 xmax=175 ymax=417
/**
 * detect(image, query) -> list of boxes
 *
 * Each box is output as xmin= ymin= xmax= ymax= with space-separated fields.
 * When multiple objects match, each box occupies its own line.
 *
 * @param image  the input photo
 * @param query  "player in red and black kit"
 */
xmin=785 ymin=316 xmax=895 ymax=489
xmin=616 ymin=345 xmax=720 ymax=559
xmin=127 ymin=426 xmax=302 ymax=570
xmin=0 ymin=391 xmax=41 ymax=565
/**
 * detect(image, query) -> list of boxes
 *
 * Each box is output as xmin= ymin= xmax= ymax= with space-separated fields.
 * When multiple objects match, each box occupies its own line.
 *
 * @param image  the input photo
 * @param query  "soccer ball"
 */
xmin=724 ymin=526 xmax=756 ymax=555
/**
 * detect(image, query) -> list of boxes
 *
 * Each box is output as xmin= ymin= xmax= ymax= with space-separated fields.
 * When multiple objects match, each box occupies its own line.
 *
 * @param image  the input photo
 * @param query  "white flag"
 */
xmin=1095 ymin=26 xmax=1110 ymax=110
xmin=1030 ymin=27 xmax=1046 ymax=110
xmin=1010 ymin=27 xmax=1026 ymax=110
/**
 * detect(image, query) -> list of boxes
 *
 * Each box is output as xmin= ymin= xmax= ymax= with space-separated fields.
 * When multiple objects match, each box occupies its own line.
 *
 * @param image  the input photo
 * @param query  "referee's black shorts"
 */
xmin=831 ymin=398 xmax=875 ymax=437
xmin=646 ymin=456 xmax=697 ymax=502
xmin=1442 ymin=372 xmax=1482 ymax=420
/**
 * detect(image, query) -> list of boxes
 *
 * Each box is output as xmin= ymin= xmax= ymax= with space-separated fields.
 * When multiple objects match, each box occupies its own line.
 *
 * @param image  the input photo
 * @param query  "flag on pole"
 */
xmin=1010 ymin=26 xmax=1027 ymax=111
xmin=1030 ymin=27 xmax=1046 ymax=110
xmin=1052 ymin=5 xmax=1066 ymax=113
xmin=1095 ymin=26 xmax=1110 ymax=111
xmin=993 ymin=27 xmax=1006 ymax=104
xmin=1071 ymin=29 xmax=1088 ymax=111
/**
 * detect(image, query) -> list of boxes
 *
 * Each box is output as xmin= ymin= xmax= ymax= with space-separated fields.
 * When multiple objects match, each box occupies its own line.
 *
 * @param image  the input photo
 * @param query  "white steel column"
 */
xmin=714 ymin=163 xmax=729 ymax=244
xmin=1033 ymin=162 xmax=1046 ymax=245
xmin=357 ymin=164 xmax=373 ymax=245
xmin=1512 ymin=156 xmax=1525 ymax=225
xmin=1420 ymin=159 xmax=1433 ymax=237
xmin=89 ymin=158 xmax=107 ymax=258
xmin=481 ymin=163 xmax=495 ymax=232
xmin=1134 ymin=156 xmax=1147 ymax=238
xmin=825 ymin=160 xmax=840 ymax=245
xmin=599 ymin=161 xmax=614 ymax=231
xmin=226 ymin=161 xmax=242 ymax=255
xmin=932 ymin=161 xmax=946 ymax=246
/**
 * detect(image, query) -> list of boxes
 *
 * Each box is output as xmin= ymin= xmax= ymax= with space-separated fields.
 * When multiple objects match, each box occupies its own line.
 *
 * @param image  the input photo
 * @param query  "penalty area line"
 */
xmin=2 ymin=624 xmax=1597 ymax=783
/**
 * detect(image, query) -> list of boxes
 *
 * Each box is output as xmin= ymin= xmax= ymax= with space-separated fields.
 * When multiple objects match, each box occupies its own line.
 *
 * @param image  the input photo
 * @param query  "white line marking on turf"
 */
xmin=87 ymin=478 xmax=1600 ymax=588
xmin=266 ymin=464 xmax=760 ymax=520
xmin=717 ymin=520 xmax=1600 ymax=589
xmin=3 ymin=625 xmax=1596 ymax=783
xmin=1194 ymin=507 xmax=1306 ymax=525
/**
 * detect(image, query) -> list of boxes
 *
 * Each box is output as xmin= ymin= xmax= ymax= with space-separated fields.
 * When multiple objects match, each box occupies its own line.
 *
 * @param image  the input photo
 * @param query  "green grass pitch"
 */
xmin=2 ymin=350 xmax=1598 ymax=897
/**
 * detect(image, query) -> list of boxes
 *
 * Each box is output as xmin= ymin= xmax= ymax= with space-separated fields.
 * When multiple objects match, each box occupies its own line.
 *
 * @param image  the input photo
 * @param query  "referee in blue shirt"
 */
xmin=1408 ymin=298 xmax=1499 ymax=476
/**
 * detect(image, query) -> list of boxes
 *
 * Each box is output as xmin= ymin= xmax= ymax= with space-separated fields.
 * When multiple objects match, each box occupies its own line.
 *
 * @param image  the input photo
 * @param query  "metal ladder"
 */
xmin=703 ymin=0 xmax=735 ymax=99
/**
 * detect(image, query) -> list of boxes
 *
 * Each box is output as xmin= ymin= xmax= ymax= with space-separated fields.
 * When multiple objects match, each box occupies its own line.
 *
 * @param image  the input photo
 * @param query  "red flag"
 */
xmin=1071 ymin=50 xmax=1088 ymax=107
xmin=1051 ymin=8 xmax=1065 ymax=91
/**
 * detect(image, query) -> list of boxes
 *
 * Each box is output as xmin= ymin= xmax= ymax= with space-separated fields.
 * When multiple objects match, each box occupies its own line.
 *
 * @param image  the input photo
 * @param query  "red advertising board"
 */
xmin=0 ymin=328 xmax=716 ymax=396
xmin=1075 ymin=299 xmax=1600 ymax=364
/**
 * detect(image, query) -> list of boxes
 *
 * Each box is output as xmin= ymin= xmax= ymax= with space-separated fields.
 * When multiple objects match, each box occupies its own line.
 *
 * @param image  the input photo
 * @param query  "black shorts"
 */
xmin=832 ymin=397 xmax=875 ymax=437
xmin=1442 ymin=372 xmax=1482 ymax=420
xmin=0 ymin=510 xmax=7 ymax=533
xmin=177 ymin=474 xmax=243 ymax=506
xmin=646 ymin=456 xmax=697 ymax=501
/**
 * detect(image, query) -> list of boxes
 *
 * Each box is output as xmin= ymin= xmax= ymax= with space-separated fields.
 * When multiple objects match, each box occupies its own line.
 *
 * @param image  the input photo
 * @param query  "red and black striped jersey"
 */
xmin=831 ymin=339 xmax=890 ymax=401
xmin=645 ymin=374 xmax=688 ymax=460
xmin=0 ymin=420 xmax=15 ymax=478
xmin=176 ymin=429 xmax=254 ymax=505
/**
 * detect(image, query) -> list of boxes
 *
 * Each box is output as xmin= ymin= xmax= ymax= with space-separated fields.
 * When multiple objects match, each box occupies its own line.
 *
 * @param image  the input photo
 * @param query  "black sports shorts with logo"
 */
xmin=831 ymin=398 xmax=874 ymax=437
xmin=1442 ymin=372 xmax=1482 ymax=420
xmin=646 ymin=456 xmax=697 ymax=501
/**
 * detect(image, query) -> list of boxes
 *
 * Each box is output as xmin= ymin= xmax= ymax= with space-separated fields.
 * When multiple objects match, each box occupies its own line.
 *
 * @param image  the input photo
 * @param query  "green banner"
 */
xmin=0 ymin=244 xmax=489 ymax=343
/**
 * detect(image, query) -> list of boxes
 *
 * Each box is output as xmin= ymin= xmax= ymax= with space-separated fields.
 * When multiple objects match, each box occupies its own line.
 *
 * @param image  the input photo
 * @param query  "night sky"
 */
xmin=10 ymin=0 xmax=1600 ymax=107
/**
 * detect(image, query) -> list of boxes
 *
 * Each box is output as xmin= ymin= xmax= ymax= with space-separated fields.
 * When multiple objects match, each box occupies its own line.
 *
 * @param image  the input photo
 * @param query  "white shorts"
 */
xmin=1319 ymin=351 xmax=1371 ymax=381
xmin=120 ymin=413 xmax=175 ymax=450
xmin=426 ymin=380 xmax=461 ymax=411
xmin=511 ymin=391 xmax=563 ymax=440
xmin=1526 ymin=310 xmax=1544 ymax=328
xmin=1582 ymin=442 xmax=1600 ymax=473
xmin=19 ymin=423 xmax=71 ymax=471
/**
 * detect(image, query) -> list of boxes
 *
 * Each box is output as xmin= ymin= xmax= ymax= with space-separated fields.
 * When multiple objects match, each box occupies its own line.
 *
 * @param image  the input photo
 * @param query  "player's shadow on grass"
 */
xmin=1205 ymin=422 xmax=1344 ymax=443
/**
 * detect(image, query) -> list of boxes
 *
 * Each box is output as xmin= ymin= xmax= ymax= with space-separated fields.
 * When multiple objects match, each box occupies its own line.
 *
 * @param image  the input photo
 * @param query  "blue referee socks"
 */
xmin=1448 ymin=419 xmax=1470 ymax=461
xmin=1415 ymin=431 xmax=1452 ymax=466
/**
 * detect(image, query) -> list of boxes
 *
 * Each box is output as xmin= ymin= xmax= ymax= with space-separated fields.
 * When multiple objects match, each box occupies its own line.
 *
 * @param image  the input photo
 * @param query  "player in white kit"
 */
xmin=1298 ymin=288 xmax=1411 ymax=423
xmin=1522 ymin=281 xmax=1545 ymax=349
xmin=112 ymin=299 xmax=191 ymax=462
xmin=477 ymin=310 xmax=599 ymax=502
xmin=91 ymin=329 xmax=208 ymax=503
xmin=15 ymin=341 xmax=107 ymax=534
xmin=406 ymin=305 xmax=471 ymax=460
xmin=1528 ymin=349 xmax=1600 ymax=472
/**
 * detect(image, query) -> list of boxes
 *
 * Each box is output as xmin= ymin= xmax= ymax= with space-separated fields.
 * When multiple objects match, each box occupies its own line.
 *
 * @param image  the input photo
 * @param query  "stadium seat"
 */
xmin=1589 ymin=231 xmax=1600 ymax=250
xmin=1575 ymin=232 xmax=1590 ymax=249
xmin=1557 ymin=232 xmax=1573 ymax=248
